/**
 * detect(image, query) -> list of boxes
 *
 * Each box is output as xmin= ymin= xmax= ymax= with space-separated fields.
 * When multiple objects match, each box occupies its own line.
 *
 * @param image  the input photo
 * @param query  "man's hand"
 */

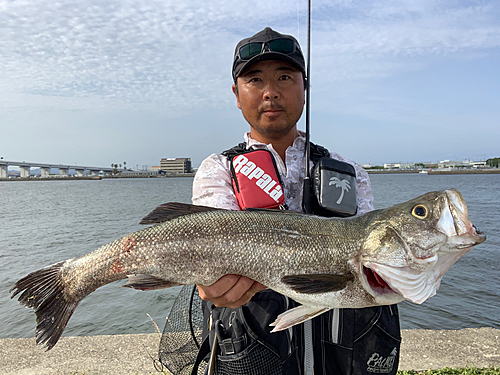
xmin=197 ymin=275 xmax=267 ymax=309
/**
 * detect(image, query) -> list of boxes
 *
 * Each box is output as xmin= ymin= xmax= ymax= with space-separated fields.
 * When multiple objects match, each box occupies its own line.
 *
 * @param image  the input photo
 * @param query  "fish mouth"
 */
xmin=363 ymin=266 xmax=390 ymax=290
xmin=439 ymin=189 xmax=486 ymax=248
xmin=364 ymin=261 xmax=438 ymax=304
xmin=362 ymin=266 xmax=402 ymax=299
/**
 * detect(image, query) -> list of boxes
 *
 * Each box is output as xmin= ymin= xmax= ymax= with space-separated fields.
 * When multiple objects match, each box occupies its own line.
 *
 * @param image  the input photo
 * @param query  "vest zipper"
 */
xmin=304 ymin=319 xmax=314 ymax=375
xmin=331 ymin=308 xmax=340 ymax=344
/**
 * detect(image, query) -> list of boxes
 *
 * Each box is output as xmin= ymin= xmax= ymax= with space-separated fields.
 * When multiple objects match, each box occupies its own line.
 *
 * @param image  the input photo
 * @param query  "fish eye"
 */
xmin=412 ymin=204 xmax=428 ymax=219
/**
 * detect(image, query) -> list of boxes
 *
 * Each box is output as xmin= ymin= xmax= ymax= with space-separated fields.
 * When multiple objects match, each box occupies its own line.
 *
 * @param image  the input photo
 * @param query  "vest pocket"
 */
xmin=207 ymin=290 xmax=299 ymax=375
xmin=352 ymin=305 xmax=401 ymax=375
xmin=216 ymin=341 xmax=282 ymax=375
xmin=322 ymin=341 xmax=354 ymax=375
xmin=320 ymin=306 xmax=401 ymax=375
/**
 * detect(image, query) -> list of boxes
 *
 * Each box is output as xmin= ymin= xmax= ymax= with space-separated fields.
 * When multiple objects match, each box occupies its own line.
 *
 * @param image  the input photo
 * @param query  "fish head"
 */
xmin=359 ymin=188 xmax=486 ymax=305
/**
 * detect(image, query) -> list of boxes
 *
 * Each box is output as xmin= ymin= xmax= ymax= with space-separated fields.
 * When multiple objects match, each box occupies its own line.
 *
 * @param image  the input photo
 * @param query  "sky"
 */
xmin=1 ymin=0 xmax=499 ymax=169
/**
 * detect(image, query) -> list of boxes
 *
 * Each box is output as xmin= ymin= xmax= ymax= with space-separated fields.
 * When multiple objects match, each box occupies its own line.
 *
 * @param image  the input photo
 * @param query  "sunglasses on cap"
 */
xmin=237 ymin=38 xmax=297 ymax=61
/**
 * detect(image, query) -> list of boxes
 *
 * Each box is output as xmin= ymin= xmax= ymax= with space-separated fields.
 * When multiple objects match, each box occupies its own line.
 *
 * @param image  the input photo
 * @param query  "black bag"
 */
xmin=311 ymin=157 xmax=357 ymax=217
xmin=197 ymin=290 xmax=301 ymax=375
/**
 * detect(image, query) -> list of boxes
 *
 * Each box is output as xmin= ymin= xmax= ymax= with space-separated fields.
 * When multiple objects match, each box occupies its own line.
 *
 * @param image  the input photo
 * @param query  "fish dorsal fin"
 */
xmin=139 ymin=202 xmax=222 ymax=225
xmin=245 ymin=207 xmax=312 ymax=217
xmin=245 ymin=207 xmax=282 ymax=213
xmin=281 ymin=273 xmax=354 ymax=294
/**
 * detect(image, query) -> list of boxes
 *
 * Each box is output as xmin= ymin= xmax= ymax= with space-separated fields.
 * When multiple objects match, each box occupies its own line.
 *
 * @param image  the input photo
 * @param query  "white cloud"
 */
xmin=0 ymin=0 xmax=499 ymax=166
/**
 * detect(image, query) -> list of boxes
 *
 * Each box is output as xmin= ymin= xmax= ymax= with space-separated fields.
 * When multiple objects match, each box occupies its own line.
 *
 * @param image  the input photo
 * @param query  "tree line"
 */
xmin=486 ymin=158 xmax=499 ymax=168
xmin=111 ymin=161 xmax=127 ymax=174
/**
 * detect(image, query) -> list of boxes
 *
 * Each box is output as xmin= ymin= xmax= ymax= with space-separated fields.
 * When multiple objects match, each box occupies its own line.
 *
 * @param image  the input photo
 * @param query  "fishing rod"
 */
xmin=305 ymin=0 xmax=311 ymax=168
xmin=301 ymin=1 xmax=358 ymax=219
xmin=303 ymin=0 xmax=313 ymax=213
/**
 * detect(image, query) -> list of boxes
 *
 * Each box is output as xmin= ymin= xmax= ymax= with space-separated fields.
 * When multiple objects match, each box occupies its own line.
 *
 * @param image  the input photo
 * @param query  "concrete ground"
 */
xmin=1 ymin=328 xmax=499 ymax=374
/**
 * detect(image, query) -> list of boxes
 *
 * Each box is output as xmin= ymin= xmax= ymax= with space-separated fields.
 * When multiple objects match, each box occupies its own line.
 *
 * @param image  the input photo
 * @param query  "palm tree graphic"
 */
xmin=329 ymin=177 xmax=351 ymax=204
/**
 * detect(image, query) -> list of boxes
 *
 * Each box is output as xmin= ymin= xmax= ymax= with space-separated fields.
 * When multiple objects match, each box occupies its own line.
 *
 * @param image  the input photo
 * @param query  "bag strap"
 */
xmin=309 ymin=142 xmax=330 ymax=163
xmin=222 ymin=142 xmax=249 ymax=159
xmin=222 ymin=141 xmax=330 ymax=163
xmin=190 ymin=335 xmax=210 ymax=375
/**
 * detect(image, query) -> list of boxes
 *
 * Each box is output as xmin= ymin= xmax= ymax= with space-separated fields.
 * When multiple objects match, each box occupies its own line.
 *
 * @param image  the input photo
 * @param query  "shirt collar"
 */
xmin=243 ymin=131 xmax=307 ymax=152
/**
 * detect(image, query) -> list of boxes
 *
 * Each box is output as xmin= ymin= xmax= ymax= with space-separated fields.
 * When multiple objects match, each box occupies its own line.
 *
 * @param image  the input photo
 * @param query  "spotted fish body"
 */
xmin=11 ymin=189 xmax=485 ymax=350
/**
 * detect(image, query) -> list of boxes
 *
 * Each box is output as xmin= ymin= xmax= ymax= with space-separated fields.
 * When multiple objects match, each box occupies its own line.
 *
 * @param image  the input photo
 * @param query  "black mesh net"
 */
xmin=215 ymin=343 xmax=282 ymax=375
xmin=158 ymin=285 xmax=206 ymax=375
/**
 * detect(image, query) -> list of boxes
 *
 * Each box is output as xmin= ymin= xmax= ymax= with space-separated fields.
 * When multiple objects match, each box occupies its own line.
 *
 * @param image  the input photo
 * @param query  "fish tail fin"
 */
xmin=10 ymin=261 xmax=79 ymax=350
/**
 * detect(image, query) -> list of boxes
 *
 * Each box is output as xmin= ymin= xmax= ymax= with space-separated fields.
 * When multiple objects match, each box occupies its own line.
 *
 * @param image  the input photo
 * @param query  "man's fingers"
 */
xmin=197 ymin=275 xmax=267 ymax=308
xmin=217 ymin=277 xmax=263 ymax=308
xmin=197 ymin=274 xmax=240 ymax=300
xmin=223 ymin=280 xmax=267 ymax=309
xmin=248 ymin=281 xmax=267 ymax=295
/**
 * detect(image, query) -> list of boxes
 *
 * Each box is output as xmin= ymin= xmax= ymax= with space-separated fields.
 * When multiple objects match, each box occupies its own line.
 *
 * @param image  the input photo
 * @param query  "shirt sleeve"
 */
xmin=192 ymin=153 xmax=241 ymax=210
xmin=329 ymin=152 xmax=375 ymax=214
xmin=354 ymin=166 xmax=375 ymax=214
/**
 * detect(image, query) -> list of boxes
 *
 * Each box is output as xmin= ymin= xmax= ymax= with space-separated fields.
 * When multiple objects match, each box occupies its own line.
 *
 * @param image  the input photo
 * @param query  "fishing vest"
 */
xmin=158 ymin=142 xmax=401 ymax=375
xmin=223 ymin=142 xmax=358 ymax=217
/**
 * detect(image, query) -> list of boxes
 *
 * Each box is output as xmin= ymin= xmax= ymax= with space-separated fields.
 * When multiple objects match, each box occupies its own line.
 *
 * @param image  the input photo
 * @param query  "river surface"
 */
xmin=1 ymin=174 xmax=499 ymax=340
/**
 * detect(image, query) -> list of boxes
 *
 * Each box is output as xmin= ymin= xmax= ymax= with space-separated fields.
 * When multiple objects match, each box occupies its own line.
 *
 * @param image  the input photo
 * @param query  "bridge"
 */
xmin=0 ymin=160 xmax=115 ymax=178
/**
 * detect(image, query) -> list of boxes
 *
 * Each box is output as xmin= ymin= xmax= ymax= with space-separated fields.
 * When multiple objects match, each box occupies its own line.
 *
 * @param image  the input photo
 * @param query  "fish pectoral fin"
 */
xmin=122 ymin=274 xmax=181 ymax=291
xmin=281 ymin=273 xmax=354 ymax=294
xmin=270 ymin=305 xmax=330 ymax=332
xmin=139 ymin=202 xmax=222 ymax=225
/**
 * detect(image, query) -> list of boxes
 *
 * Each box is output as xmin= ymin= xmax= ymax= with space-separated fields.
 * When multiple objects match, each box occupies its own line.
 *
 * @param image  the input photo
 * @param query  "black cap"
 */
xmin=232 ymin=27 xmax=306 ymax=82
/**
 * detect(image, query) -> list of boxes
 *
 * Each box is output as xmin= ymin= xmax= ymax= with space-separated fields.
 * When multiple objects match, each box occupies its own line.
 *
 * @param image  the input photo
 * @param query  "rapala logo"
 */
xmin=232 ymin=154 xmax=283 ymax=202
xmin=366 ymin=347 xmax=397 ymax=373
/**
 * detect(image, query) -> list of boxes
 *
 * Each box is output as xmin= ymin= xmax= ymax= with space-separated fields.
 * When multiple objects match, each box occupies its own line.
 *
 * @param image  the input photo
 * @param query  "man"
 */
xmin=192 ymin=27 xmax=400 ymax=375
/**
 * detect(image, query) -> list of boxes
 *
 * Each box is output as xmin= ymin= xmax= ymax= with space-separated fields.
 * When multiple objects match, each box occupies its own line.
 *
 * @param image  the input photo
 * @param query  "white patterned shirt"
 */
xmin=192 ymin=131 xmax=374 ymax=214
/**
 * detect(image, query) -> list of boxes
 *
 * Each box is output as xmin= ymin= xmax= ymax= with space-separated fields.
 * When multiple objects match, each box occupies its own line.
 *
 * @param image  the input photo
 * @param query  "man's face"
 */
xmin=233 ymin=60 xmax=305 ymax=142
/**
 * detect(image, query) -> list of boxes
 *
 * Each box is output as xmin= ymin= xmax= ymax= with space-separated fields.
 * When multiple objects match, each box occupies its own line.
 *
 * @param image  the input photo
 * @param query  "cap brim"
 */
xmin=235 ymin=52 xmax=305 ymax=80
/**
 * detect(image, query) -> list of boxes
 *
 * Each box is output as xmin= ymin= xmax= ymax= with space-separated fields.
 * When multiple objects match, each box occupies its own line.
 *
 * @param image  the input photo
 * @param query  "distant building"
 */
xmin=384 ymin=163 xmax=413 ymax=169
xmin=421 ymin=162 xmax=438 ymax=168
xmin=438 ymin=160 xmax=469 ymax=168
xmin=121 ymin=169 xmax=160 ymax=177
xmin=384 ymin=163 xmax=399 ymax=169
xmin=160 ymin=158 xmax=192 ymax=174
xmin=150 ymin=166 xmax=161 ymax=171
xmin=470 ymin=161 xmax=488 ymax=168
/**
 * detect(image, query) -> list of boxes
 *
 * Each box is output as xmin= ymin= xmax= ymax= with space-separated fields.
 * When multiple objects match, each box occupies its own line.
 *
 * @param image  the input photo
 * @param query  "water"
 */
xmin=0 ymin=178 xmax=194 ymax=340
xmin=1 ymin=174 xmax=499 ymax=340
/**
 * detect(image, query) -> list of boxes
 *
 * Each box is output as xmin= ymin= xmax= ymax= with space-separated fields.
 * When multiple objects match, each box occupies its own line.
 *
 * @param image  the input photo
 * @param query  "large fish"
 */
xmin=11 ymin=189 xmax=485 ymax=350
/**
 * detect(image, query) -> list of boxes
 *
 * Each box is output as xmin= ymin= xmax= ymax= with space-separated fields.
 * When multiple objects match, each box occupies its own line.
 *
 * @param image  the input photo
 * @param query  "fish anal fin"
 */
xmin=270 ymin=305 xmax=330 ymax=332
xmin=122 ymin=274 xmax=181 ymax=291
xmin=139 ymin=202 xmax=222 ymax=225
xmin=282 ymin=273 xmax=354 ymax=294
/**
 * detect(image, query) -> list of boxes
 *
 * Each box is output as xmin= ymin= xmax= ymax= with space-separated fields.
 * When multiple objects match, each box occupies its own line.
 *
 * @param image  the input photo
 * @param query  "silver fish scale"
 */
xmin=61 ymin=209 xmax=364 ymax=303
xmin=161 ymin=210 xmax=361 ymax=284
